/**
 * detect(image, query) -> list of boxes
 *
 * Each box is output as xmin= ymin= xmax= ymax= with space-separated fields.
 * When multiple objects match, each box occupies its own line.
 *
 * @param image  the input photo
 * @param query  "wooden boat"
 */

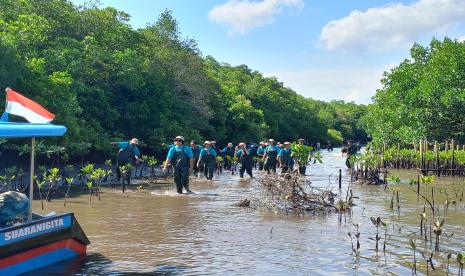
xmin=0 ymin=117 xmax=89 ymax=274
xmin=0 ymin=212 xmax=89 ymax=275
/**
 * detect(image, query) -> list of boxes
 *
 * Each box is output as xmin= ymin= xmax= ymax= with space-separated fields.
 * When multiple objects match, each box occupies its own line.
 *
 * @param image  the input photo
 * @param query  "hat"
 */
xmin=284 ymin=142 xmax=291 ymax=145
xmin=130 ymin=138 xmax=139 ymax=145
xmin=259 ymin=142 xmax=265 ymax=145
xmin=204 ymin=140 xmax=211 ymax=145
xmin=173 ymin=136 xmax=185 ymax=142
xmin=211 ymin=141 xmax=216 ymax=144
xmin=269 ymin=139 xmax=275 ymax=142
xmin=298 ymin=138 xmax=305 ymax=142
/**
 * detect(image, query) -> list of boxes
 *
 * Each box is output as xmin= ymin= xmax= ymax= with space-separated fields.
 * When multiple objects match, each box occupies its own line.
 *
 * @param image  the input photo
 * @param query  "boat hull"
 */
xmin=0 ymin=213 xmax=89 ymax=275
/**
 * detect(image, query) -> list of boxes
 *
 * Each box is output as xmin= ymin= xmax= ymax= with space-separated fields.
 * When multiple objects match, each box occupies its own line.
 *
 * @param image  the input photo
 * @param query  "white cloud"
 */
xmin=208 ymin=0 xmax=304 ymax=35
xmin=265 ymin=67 xmax=389 ymax=104
xmin=459 ymin=35 xmax=465 ymax=41
xmin=319 ymin=0 xmax=465 ymax=52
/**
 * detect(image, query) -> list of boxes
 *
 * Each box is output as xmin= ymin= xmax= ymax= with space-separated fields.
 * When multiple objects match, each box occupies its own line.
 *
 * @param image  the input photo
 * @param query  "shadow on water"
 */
xmin=23 ymin=253 xmax=189 ymax=276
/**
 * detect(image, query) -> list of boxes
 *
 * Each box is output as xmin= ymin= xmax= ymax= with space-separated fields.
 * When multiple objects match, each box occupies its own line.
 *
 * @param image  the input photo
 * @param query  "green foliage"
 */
xmin=327 ymin=128 xmax=343 ymax=145
xmin=365 ymin=38 xmax=465 ymax=145
xmin=0 ymin=0 xmax=368 ymax=158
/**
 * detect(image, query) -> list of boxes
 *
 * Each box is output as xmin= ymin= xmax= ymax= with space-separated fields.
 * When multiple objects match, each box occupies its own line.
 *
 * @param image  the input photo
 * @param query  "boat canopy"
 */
xmin=0 ymin=122 xmax=67 ymax=138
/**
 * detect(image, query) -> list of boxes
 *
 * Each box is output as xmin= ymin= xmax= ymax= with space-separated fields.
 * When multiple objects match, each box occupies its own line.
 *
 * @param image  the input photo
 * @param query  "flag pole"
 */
xmin=28 ymin=137 xmax=35 ymax=222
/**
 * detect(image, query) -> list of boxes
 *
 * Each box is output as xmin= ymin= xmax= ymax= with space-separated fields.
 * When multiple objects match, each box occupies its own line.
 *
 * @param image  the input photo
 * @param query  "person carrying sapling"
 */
xmin=235 ymin=142 xmax=253 ymax=178
xmin=163 ymin=136 xmax=194 ymax=194
xmin=198 ymin=141 xmax=217 ymax=180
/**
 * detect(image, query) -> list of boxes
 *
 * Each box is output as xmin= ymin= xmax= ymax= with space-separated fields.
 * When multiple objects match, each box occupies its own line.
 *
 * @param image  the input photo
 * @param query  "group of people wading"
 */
xmin=113 ymin=135 xmax=357 ymax=195
xmin=160 ymin=136 xmax=309 ymax=194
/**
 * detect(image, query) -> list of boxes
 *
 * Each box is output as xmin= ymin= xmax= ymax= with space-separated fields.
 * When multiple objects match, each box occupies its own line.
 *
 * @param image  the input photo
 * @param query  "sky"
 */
xmin=70 ymin=0 xmax=465 ymax=104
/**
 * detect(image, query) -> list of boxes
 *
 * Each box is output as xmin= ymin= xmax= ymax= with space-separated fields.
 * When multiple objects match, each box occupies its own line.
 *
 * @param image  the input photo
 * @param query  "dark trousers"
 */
xmin=240 ymin=164 xmax=253 ymax=178
xmin=258 ymin=161 xmax=264 ymax=171
xmin=281 ymin=164 xmax=293 ymax=174
xmin=204 ymin=163 xmax=215 ymax=180
xmin=265 ymin=160 xmax=277 ymax=174
xmin=174 ymin=166 xmax=189 ymax=194
xmin=193 ymin=157 xmax=200 ymax=174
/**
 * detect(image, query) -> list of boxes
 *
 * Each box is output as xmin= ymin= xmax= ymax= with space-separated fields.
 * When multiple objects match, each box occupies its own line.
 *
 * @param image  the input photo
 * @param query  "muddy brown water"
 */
xmin=29 ymin=149 xmax=465 ymax=275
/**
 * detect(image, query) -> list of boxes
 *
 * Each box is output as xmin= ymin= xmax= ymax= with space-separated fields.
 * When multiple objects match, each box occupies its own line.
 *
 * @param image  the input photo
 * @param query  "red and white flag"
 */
xmin=4 ymin=87 xmax=55 ymax=123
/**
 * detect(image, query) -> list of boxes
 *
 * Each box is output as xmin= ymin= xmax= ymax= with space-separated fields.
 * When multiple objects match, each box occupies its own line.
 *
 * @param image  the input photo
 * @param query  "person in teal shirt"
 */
xmin=190 ymin=140 xmax=203 ymax=177
xmin=198 ymin=141 xmax=217 ymax=180
xmin=278 ymin=142 xmax=294 ymax=173
xmin=235 ymin=143 xmax=253 ymax=178
xmin=264 ymin=139 xmax=279 ymax=174
xmin=163 ymin=136 xmax=194 ymax=194
xmin=256 ymin=142 xmax=266 ymax=171
xmin=111 ymin=138 xmax=140 ymax=189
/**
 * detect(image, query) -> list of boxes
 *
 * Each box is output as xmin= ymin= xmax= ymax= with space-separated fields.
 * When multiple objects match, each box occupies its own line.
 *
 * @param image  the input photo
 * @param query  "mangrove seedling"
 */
xmin=63 ymin=177 xmax=73 ymax=207
xmin=446 ymin=253 xmax=452 ymax=275
xmin=45 ymin=168 xmax=60 ymax=202
xmin=381 ymin=219 xmax=389 ymax=254
xmin=370 ymin=217 xmax=382 ymax=253
xmin=146 ymin=156 xmax=158 ymax=178
xmin=409 ymin=238 xmax=417 ymax=275
xmin=457 ymin=252 xmax=464 ymax=276
xmin=86 ymin=181 xmax=93 ymax=203
xmin=433 ymin=219 xmax=445 ymax=252
xmin=420 ymin=250 xmax=435 ymax=274
xmin=352 ymin=222 xmax=362 ymax=256
xmin=35 ymin=176 xmax=46 ymax=210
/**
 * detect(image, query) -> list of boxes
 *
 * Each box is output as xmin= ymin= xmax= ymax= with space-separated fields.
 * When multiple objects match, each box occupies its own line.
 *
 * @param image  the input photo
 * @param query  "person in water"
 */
xmin=163 ymin=136 xmax=194 ymax=194
xmin=278 ymin=142 xmax=294 ymax=173
xmin=235 ymin=142 xmax=253 ymax=178
xmin=256 ymin=142 xmax=266 ymax=171
xmin=264 ymin=139 xmax=279 ymax=174
xmin=190 ymin=140 xmax=202 ymax=177
xmin=222 ymin=143 xmax=235 ymax=172
xmin=198 ymin=141 xmax=217 ymax=180
xmin=342 ymin=140 xmax=358 ymax=169
xmin=111 ymin=138 xmax=140 ymax=187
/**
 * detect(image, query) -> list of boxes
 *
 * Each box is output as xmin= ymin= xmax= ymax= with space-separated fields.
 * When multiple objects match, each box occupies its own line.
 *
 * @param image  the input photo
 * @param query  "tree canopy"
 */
xmin=364 ymin=38 xmax=465 ymax=146
xmin=0 ymin=0 xmax=368 ymax=160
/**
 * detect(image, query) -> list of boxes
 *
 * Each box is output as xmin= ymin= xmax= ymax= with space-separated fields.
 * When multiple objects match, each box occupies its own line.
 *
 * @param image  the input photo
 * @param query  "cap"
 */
xmin=204 ymin=140 xmax=211 ymax=145
xmin=284 ymin=142 xmax=291 ymax=145
xmin=130 ymin=138 xmax=139 ymax=145
xmin=173 ymin=136 xmax=185 ymax=142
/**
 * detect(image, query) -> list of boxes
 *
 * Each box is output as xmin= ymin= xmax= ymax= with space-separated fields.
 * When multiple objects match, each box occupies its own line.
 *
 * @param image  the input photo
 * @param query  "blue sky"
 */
xmin=70 ymin=0 xmax=465 ymax=104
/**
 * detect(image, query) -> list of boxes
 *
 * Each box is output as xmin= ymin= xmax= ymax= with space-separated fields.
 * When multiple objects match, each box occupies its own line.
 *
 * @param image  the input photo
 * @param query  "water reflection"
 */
xmin=31 ymin=149 xmax=465 ymax=275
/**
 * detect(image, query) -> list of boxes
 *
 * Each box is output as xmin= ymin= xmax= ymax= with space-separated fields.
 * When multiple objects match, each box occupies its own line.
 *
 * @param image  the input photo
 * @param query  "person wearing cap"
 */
xmin=190 ymin=140 xmax=203 ymax=177
xmin=163 ymin=136 xmax=194 ymax=194
xmin=256 ymin=142 xmax=266 ymax=171
xmin=264 ymin=139 xmax=279 ymax=174
xmin=235 ymin=142 xmax=253 ymax=178
xmin=210 ymin=141 xmax=222 ymax=174
xmin=343 ymin=140 xmax=358 ymax=168
xmin=221 ymin=143 xmax=235 ymax=172
xmin=111 ymin=138 xmax=141 ymax=187
xmin=198 ymin=141 xmax=217 ymax=180
xmin=278 ymin=142 xmax=294 ymax=173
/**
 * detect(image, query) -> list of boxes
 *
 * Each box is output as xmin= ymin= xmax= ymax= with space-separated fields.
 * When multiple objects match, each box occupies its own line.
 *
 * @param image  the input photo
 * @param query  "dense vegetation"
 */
xmin=365 ymin=38 xmax=465 ymax=146
xmin=0 ymin=0 xmax=367 ymax=161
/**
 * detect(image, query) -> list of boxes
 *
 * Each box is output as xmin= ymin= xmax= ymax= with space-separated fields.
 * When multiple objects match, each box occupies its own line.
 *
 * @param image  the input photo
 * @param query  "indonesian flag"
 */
xmin=3 ymin=87 xmax=55 ymax=123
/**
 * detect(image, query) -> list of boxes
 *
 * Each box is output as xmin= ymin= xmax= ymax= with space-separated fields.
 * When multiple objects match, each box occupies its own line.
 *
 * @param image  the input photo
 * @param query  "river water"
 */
xmin=30 ymin=149 xmax=465 ymax=275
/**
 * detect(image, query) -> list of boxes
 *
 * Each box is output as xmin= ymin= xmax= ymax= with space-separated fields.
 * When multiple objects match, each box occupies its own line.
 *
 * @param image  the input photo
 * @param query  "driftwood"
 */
xmin=236 ymin=174 xmax=336 ymax=214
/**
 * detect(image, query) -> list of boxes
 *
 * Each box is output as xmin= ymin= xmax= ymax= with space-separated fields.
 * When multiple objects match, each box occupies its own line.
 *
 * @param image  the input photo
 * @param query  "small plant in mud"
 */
xmin=119 ymin=164 xmax=134 ymax=193
xmin=409 ymin=238 xmax=417 ymax=275
xmin=381 ymin=219 xmax=389 ymax=254
xmin=34 ymin=175 xmax=46 ymax=210
xmin=146 ymin=156 xmax=158 ymax=178
xmin=81 ymin=164 xmax=95 ymax=202
xmin=386 ymin=175 xmax=400 ymax=184
xmin=370 ymin=217 xmax=382 ymax=253
xmin=350 ymin=222 xmax=362 ymax=256
xmin=433 ymin=219 xmax=445 ymax=252
xmin=457 ymin=252 xmax=464 ymax=276
xmin=45 ymin=168 xmax=60 ymax=202
xmin=420 ymin=250 xmax=435 ymax=274
xmin=63 ymin=177 xmax=74 ymax=206
xmin=421 ymin=175 xmax=436 ymax=184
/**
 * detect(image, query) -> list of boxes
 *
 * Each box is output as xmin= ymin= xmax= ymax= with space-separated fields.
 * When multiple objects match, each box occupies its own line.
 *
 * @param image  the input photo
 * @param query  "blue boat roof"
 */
xmin=0 ymin=122 xmax=67 ymax=138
